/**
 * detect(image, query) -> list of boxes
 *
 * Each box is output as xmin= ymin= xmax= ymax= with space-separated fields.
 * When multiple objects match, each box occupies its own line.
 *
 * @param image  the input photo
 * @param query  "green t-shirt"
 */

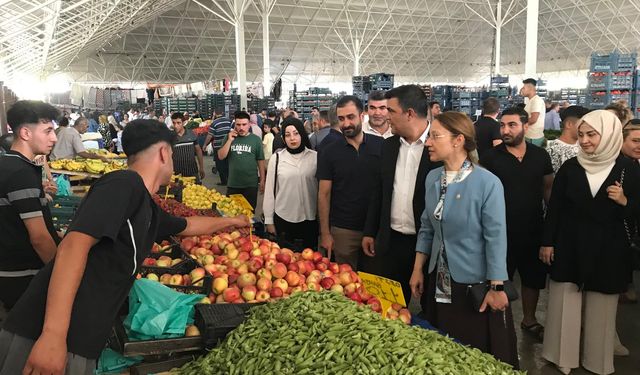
xmin=223 ymin=133 xmax=265 ymax=188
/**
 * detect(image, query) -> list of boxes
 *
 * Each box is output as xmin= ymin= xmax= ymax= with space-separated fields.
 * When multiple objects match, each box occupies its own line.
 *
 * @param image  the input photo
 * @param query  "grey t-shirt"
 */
xmin=51 ymin=126 xmax=86 ymax=160
xmin=310 ymin=127 xmax=331 ymax=150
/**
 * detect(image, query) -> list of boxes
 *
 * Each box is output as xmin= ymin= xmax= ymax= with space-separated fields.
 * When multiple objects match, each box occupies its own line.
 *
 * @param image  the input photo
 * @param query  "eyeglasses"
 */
xmin=430 ymin=133 xmax=458 ymax=140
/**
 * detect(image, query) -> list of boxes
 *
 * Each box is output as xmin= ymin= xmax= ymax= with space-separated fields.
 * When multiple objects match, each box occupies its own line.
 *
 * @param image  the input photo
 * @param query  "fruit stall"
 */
xmin=98 ymin=230 xmax=523 ymax=375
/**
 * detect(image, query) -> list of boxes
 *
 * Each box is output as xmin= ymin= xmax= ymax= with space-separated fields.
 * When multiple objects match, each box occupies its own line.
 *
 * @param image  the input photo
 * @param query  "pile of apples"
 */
xmin=178 ymin=232 xmax=406 ymax=323
xmin=150 ymin=240 xmax=173 ymax=254
xmin=142 ymin=256 xmax=183 ymax=268
xmin=142 ymin=267 xmax=208 ymax=287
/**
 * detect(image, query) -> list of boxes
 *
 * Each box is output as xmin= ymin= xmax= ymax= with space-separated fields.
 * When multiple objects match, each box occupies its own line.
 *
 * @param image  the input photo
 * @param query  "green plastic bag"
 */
xmin=123 ymin=279 xmax=204 ymax=341
xmin=56 ymin=176 xmax=72 ymax=197
xmin=94 ymin=348 xmax=142 ymax=374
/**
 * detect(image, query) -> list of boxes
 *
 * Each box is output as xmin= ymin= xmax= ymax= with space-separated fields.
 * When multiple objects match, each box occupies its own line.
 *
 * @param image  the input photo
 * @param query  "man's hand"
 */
xmin=539 ymin=246 xmax=554 ymax=265
xmin=266 ymin=224 xmax=276 ymax=235
xmin=320 ymin=233 xmax=334 ymax=260
xmin=23 ymin=332 xmax=67 ymax=375
xmin=362 ymin=236 xmax=375 ymax=257
xmin=232 ymin=215 xmax=251 ymax=228
xmin=607 ymin=181 xmax=627 ymax=206
xmin=228 ymin=130 xmax=238 ymax=142
xmin=43 ymin=180 xmax=57 ymax=195
xmin=199 ymin=169 xmax=205 ymax=180
xmin=409 ymin=268 xmax=424 ymax=298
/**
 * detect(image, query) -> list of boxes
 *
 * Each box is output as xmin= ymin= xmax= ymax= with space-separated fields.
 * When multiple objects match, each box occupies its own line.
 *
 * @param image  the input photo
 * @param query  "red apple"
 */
xmin=215 ymin=294 xmax=226 ymax=303
xmin=270 ymin=287 xmax=284 ymax=298
xmin=190 ymin=267 xmax=206 ymax=282
xmin=182 ymin=274 xmax=192 ymax=286
xmin=339 ymin=271 xmax=353 ymax=286
xmin=256 ymin=277 xmax=272 ymax=291
xmin=312 ymin=252 xmax=323 ymax=263
xmin=350 ymin=271 xmax=361 ymax=283
xmin=248 ymin=257 xmax=263 ymax=273
xmin=256 ymin=268 xmax=272 ymax=280
xmin=231 ymin=298 xmax=245 ymax=304
xmin=287 ymin=262 xmax=299 ymax=273
xmin=357 ymin=286 xmax=372 ymax=301
xmin=238 ymin=250 xmax=251 ymax=261
xmin=237 ymin=273 xmax=257 ymax=288
xmin=271 ymin=263 xmax=288 ymax=279
xmin=316 ymin=263 xmax=328 ymax=272
xmin=367 ymin=297 xmax=382 ymax=312
xmin=339 ymin=264 xmax=353 ymax=273
xmin=222 ymin=287 xmax=241 ymax=302
xmin=181 ymin=239 xmax=195 ymax=252
xmin=301 ymin=248 xmax=314 ymax=260
xmin=273 ymin=278 xmax=289 ymax=291
xmin=320 ymin=277 xmax=335 ymax=290
xmin=242 ymin=286 xmax=257 ymax=301
xmin=251 ymin=248 xmax=262 ymax=257
xmin=202 ymin=254 xmax=214 ymax=265
xmin=330 ymin=284 xmax=344 ymax=294
xmin=237 ymin=263 xmax=249 ymax=275
xmin=306 ymin=274 xmax=321 ymax=284
xmin=213 ymin=255 xmax=228 ymax=265
xmin=226 ymin=247 xmax=239 ymax=260
xmin=329 ymin=263 xmax=340 ymax=274
xmin=159 ymin=273 xmax=172 ymax=284
xmin=344 ymin=283 xmax=358 ymax=294
xmin=347 ymin=292 xmax=362 ymax=303
xmin=276 ymin=253 xmax=291 ymax=265
xmin=230 ymin=230 xmax=241 ymax=239
xmin=264 ymin=259 xmax=277 ymax=269
xmin=210 ymin=243 xmax=222 ymax=255
xmin=391 ymin=303 xmax=403 ymax=311
xmin=307 ymin=281 xmax=321 ymax=292
xmin=285 ymin=271 xmax=300 ymax=287
xmin=142 ymin=258 xmax=156 ymax=266
xmin=228 ymin=273 xmax=239 ymax=285
xmin=256 ymin=290 xmax=270 ymax=302
xmin=170 ymin=274 xmax=183 ymax=285
xmin=398 ymin=308 xmax=411 ymax=324
xmin=213 ymin=277 xmax=229 ymax=294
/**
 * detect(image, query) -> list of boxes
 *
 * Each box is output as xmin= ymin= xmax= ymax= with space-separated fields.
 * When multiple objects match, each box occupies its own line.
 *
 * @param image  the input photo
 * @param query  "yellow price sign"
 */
xmin=357 ymin=272 xmax=406 ymax=318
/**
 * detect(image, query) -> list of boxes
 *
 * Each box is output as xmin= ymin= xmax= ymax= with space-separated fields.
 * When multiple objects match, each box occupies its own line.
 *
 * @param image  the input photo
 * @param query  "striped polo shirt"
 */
xmin=207 ymin=117 xmax=232 ymax=150
xmin=0 ymin=151 xmax=59 ymax=273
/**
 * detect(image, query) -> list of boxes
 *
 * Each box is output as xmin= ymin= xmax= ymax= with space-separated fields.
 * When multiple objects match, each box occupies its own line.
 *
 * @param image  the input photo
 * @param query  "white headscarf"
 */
xmin=577 ymin=110 xmax=622 ymax=174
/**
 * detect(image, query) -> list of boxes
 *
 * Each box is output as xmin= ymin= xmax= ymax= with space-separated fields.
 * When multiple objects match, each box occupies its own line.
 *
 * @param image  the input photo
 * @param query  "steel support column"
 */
xmin=262 ymin=10 xmax=270 ymax=96
xmin=235 ymin=0 xmax=247 ymax=109
xmin=525 ymin=0 xmax=539 ymax=76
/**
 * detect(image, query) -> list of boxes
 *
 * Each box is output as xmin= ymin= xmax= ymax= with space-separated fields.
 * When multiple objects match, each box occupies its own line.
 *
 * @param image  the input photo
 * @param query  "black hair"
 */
xmin=319 ymin=110 xmax=329 ymax=122
xmin=522 ymin=78 xmax=537 ymax=86
xmin=170 ymin=112 xmax=184 ymax=121
xmin=267 ymin=111 xmax=277 ymax=118
xmin=482 ymin=97 xmax=500 ymax=115
xmin=281 ymin=117 xmax=312 ymax=149
xmin=560 ymin=105 xmax=590 ymax=123
xmin=7 ymin=100 xmax=59 ymax=133
xmin=336 ymin=95 xmax=364 ymax=114
xmin=234 ymin=111 xmax=251 ymax=121
xmin=428 ymin=101 xmax=440 ymax=109
xmin=58 ymin=117 xmax=70 ymax=127
xmin=368 ymin=90 xmax=386 ymax=102
xmin=312 ymin=106 xmax=319 ymax=111
xmin=384 ymin=85 xmax=429 ymax=118
xmin=501 ymin=107 xmax=529 ymax=125
xmin=122 ymin=119 xmax=177 ymax=157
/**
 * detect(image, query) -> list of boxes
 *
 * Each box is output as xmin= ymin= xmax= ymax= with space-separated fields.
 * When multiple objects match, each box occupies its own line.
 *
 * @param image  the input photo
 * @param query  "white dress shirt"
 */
xmin=263 ymin=148 xmax=318 ymax=225
xmin=363 ymin=119 xmax=393 ymax=139
xmin=390 ymin=125 xmax=430 ymax=234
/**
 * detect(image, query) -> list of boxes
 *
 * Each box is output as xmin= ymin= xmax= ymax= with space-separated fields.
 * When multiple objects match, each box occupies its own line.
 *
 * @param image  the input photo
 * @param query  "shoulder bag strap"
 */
xmin=273 ymin=151 xmax=279 ymax=199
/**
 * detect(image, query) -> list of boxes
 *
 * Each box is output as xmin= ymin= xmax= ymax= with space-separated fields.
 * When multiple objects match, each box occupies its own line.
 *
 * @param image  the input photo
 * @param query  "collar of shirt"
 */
xmin=399 ymin=124 xmax=430 ymax=147
xmin=363 ymin=120 xmax=392 ymax=138
xmin=5 ymin=150 xmax=38 ymax=167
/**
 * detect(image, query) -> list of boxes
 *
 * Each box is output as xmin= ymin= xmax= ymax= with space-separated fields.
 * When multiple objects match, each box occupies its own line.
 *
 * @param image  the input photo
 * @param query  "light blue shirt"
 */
xmin=544 ymin=110 xmax=561 ymax=131
xmin=416 ymin=166 xmax=509 ymax=283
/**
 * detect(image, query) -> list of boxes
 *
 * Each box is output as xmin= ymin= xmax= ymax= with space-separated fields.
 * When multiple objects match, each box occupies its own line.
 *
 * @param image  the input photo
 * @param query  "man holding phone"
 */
xmin=217 ymin=111 xmax=266 ymax=209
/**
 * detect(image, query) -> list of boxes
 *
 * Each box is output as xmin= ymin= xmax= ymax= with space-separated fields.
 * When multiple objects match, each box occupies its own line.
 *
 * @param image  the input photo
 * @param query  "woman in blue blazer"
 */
xmin=409 ymin=112 xmax=518 ymax=368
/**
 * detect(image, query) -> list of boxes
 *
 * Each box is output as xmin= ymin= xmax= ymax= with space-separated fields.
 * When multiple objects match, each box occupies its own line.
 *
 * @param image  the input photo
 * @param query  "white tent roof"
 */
xmin=2 ymin=0 xmax=640 ymax=85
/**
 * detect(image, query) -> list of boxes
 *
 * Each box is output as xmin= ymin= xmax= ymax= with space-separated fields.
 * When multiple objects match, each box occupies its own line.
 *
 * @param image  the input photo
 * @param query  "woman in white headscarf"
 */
xmin=539 ymin=110 xmax=640 ymax=375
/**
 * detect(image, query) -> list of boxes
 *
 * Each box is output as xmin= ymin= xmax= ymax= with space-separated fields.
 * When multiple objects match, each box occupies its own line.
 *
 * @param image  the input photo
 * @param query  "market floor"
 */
xmin=0 ymin=159 xmax=638 ymax=374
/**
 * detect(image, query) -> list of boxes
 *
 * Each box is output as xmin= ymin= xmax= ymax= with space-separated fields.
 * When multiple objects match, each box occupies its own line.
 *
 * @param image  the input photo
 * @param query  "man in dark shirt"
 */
xmin=0 ymin=101 xmax=60 ymax=310
xmin=0 ymin=120 xmax=249 ymax=374
xmin=171 ymin=112 xmax=205 ymax=181
xmin=480 ymin=107 xmax=554 ymax=341
xmin=475 ymin=97 xmax=502 ymax=158
xmin=203 ymin=110 xmax=232 ymax=185
xmin=315 ymin=105 xmax=343 ymax=155
xmin=317 ymin=96 xmax=383 ymax=270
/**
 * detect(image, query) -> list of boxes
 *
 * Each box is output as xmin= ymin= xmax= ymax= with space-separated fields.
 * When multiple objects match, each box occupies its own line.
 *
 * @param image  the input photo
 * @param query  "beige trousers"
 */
xmin=330 ymin=226 xmax=363 ymax=270
xmin=542 ymin=280 xmax=618 ymax=375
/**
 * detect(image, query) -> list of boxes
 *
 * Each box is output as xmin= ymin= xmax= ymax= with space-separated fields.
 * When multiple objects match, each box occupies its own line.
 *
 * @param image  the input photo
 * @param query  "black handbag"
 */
xmin=468 ymin=281 xmax=519 ymax=312
xmin=620 ymin=168 xmax=640 ymax=270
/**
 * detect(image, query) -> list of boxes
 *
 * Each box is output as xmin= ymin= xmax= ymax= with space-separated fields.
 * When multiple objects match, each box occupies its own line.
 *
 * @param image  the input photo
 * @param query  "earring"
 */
xmin=454 ymin=144 xmax=458 ymax=148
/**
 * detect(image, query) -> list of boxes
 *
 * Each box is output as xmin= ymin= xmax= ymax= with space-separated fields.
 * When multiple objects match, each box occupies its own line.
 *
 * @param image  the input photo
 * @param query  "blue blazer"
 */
xmin=416 ymin=166 xmax=509 ymax=283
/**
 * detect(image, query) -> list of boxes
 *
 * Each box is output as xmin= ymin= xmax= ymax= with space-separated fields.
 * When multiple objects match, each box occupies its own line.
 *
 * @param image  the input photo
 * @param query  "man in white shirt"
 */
xmin=545 ymin=106 xmax=590 ymax=174
xmin=521 ymin=78 xmax=546 ymax=146
xmin=50 ymin=118 xmax=108 ymax=161
xmin=363 ymin=91 xmax=393 ymax=139
xmin=361 ymin=85 xmax=441 ymax=303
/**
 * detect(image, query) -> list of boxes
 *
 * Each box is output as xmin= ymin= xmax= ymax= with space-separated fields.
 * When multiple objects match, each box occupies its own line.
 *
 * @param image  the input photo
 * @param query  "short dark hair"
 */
xmin=522 ymin=78 xmax=537 ymax=86
xmin=170 ymin=112 xmax=184 ymax=120
xmin=319 ymin=110 xmax=329 ymax=122
xmin=428 ymin=101 xmax=440 ymax=109
xmin=58 ymin=117 xmax=70 ymax=127
xmin=368 ymin=90 xmax=386 ymax=102
xmin=122 ymin=119 xmax=176 ymax=157
xmin=312 ymin=106 xmax=319 ymax=111
xmin=7 ymin=100 xmax=59 ymax=133
xmin=482 ymin=97 xmax=500 ymax=115
xmin=234 ymin=111 xmax=251 ymax=121
xmin=267 ymin=111 xmax=277 ymax=118
xmin=384 ymin=85 xmax=429 ymax=118
xmin=560 ymin=105 xmax=590 ymax=123
xmin=501 ymin=107 xmax=529 ymax=125
xmin=336 ymin=95 xmax=364 ymax=114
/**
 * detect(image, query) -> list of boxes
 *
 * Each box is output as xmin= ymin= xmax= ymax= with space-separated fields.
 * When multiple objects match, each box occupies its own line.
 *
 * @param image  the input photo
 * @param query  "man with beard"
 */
xmin=480 ymin=107 xmax=554 ymax=342
xmin=363 ymin=91 xmax=393 ymax=139
xmin=316 ymin=96 xmax=384 ymax=270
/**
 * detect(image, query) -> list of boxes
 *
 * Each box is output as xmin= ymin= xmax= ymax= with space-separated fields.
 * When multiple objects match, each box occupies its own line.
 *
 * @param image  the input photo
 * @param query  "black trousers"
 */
xmin=213 ymin=151 xmax=229 ymax=185
xmin=226 ymin=186 xmax=258 ymax=210
xmin=360 ymin=230 xmax=417 ymax=305
xmin=0 ymin=276 xmax=34 ymax=311
xmin=273 ymin=214 xmax=318 ymax=251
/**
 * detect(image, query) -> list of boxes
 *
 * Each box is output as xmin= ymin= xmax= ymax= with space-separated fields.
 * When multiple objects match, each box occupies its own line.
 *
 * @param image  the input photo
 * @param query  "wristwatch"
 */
xmin=489 ymin=284 xmax=505 ymax=292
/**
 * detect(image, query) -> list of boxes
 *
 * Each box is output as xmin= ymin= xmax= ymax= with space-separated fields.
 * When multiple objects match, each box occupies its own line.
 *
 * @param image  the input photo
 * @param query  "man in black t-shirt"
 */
xmin=474 ymin=97 xmax=502 ymax=158
xmin=480 ymin=107 xmax=554 ymax=342
xmin=0 ymin=101 xmax=60 ymax=310
xmin=0 ymin=120 xmax=250 ymax=375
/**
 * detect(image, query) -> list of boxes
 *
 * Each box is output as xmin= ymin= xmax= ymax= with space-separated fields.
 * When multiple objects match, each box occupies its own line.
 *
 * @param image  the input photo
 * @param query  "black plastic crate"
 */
xmin=194 ymin=303 xmax=265 ymax=348
xmin=141 ymin=243 xmax=192 ymax=274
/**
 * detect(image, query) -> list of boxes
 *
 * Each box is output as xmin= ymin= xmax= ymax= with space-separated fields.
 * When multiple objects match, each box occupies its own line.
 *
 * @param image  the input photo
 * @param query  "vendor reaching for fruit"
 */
xmin=0 ymin=119 xmax=250 ymax=375
xmin=0 ymin=101 xmax=61 ymax=311
xmin=50 ymin=117 xmax=109 ymax=162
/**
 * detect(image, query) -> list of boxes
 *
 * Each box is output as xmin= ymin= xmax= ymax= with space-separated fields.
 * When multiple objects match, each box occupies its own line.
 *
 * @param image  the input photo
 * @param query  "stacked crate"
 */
xmin=588 ymin=51 xmax=637 ymax=109
xmin=489 ymin=75 xmax=511 ymax=110
xmin=451 ymin=88 xmax=482 ymax=117
xmin=289 ymin=88 xmax=336 ymax=122
xmin=432 ymin=86 xmax=453 ymax=111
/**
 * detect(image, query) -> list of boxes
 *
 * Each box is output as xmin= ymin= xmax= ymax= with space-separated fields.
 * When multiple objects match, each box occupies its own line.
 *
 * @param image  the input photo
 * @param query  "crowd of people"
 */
xmin=0 ymin=79 xmax=639 ymax=374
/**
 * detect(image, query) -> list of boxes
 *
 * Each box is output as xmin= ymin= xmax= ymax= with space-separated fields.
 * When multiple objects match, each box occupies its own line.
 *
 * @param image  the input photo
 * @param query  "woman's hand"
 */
xmin=607 ymin=181 xmax=628 ymax=206
xmin=480 ymin=290 xmax=509 ymax=312
xmin=409 ymin=268 xmax=424 ymax=298
xmin=539 ymin=246 xmax=554 ymax=265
